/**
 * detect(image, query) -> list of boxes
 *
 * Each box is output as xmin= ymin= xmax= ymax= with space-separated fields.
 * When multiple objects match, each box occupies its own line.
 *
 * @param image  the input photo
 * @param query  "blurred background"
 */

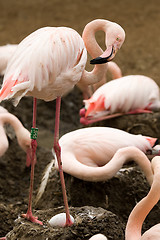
xmin=0 ymin=0 xmax=160 ymax=82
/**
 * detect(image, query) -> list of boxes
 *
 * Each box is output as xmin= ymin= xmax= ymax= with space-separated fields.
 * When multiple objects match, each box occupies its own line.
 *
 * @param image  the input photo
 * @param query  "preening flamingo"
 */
xmin=80 ymin=75 xmax=160 ymax=125
xmin=77 ymin=61 xmax=122 ymax=99
xmin=36 ymin=127 xmax=159 ymax=202
xmin=125 ymin=155 xmax=160 ymax=239
xmin=0 ymin=106 xmax=31 ymax=165
xmin=0 ymin=44 xmax=17 ymax=76
xmin=0 ymin=44 xmax=121 ymax=100
xmin=0 ymin=19 xmax=125 ymax=226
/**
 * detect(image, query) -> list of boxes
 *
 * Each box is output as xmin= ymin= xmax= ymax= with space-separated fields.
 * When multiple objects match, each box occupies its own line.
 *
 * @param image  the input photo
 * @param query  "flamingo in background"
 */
xmin=77 ymin=61 xmax=122 ymax=99
xmin=0 ymin=44 xmax=17 ymax=76
xmin=125 ymin=155 xmax=160 ymax=239
xmin=0 ymin=106 xmax=31 ymax=165
xmin=80 ymin=75 xmax=160 ymax=125
xmin=0 ymin=19 xmax=125 ymax=226
xmin=36 ymin=127 xmax=159 ymax=202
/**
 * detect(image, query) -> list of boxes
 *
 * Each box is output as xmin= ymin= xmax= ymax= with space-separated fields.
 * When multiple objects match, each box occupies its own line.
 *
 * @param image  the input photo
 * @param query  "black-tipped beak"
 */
xmin=90 ymin=57 xmax=109 ymax=64
xmin=90 ymin=47 xmax=114 ymax=65
xmin=153 ymin=138 xmax=159 ymax=147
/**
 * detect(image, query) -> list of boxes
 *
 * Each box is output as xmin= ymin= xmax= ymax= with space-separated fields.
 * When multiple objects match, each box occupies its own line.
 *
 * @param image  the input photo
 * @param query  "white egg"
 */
xmin=49 ymin=213 xmax=74 ymax=227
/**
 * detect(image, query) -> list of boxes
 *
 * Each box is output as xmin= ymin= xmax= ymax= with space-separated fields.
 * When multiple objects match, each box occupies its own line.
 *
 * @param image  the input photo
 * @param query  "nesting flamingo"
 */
xmin=80 ymin=75 xmax=160 ymax=125
xmin=0 ymin=44 xmax=17 ymax=76
xmin=0 ymin=19 xmax=125 ymax=226
xmin=36 ymin=127 xmax=159 ymax=202
xmin=125 ymin=155 xmax=160 ymax=239
xmin=0 ymin=106 xmax=31 ymax=165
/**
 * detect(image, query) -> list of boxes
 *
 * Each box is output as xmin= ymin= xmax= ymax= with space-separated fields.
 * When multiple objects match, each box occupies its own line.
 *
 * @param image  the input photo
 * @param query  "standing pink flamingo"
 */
xmin=80 ymin=75 xmax=160 ymax=125
xmin=125 ymin=155 xmax=160 ymax=239
xmin=77 ymin=61 xmax=122 ymax=99
xmin=0 ymin=19 xmax=125 ymax=226
xmin=0 ymin=106 xmax=31 ymax=165
xmin=36 ymin=127 xmax=159 ymax=202
xmin=0 ymin=44 xmax=17 ymax=76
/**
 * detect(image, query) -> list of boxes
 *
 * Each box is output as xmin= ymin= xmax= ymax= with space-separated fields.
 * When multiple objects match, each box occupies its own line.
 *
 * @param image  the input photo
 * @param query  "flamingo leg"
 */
xmin=53 ymin=96 xmax=73 ymax=226
xmin=22 ymin=98 xmax=42 ymax=225
xmin=80 ymin=108 xmax=152 ymax=125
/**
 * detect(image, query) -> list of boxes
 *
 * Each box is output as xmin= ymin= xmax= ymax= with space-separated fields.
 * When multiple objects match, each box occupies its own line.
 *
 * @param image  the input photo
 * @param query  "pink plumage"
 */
xmin=36 ymin=127 xmax=159 ymax=202
xmin=125 ymin=156 xmax=160 ymax=239
xmin=80 ymin=75 xmax=160 ymax=125
xmin=0 ymin=27 xmax=87 ymax=104
xmin=0 ymin=19 xmax=125 ymax=226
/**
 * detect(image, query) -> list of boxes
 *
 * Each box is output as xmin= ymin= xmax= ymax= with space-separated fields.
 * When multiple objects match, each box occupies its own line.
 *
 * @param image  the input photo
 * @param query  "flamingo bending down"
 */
xmin=0 ymin=44 xmax=17 ymax=76
xmin=77 ymin=61 xmax=122 ymax=99
xmin=0 ymin=106 xmax=31 ymax=165
xmin=125 ymin=156 xmax=160 ymax=239
xmin=0 ymin=19 xmax=125 ymax=226
xmin=80 ymin=75 xmax=160 ymax=125
xmin=36 ymin=127 xmax=159 ymax=202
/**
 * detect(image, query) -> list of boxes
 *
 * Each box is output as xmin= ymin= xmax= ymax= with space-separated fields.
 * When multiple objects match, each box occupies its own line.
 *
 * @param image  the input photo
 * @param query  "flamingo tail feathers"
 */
xmin=35 ymin=158 xmax=55 ymax=204
xmin=0 ymin=76 xmax=18 ymax=100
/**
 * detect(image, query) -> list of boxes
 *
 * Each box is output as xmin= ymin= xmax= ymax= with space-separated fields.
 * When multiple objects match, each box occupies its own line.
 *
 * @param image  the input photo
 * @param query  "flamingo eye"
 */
xmin=116 ymin=37 xmax=119 ymax=41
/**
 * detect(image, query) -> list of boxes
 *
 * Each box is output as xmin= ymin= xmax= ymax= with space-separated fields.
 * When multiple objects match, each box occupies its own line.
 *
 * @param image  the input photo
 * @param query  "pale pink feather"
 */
xmin=84 ymin=75 xmax=160 ymax=118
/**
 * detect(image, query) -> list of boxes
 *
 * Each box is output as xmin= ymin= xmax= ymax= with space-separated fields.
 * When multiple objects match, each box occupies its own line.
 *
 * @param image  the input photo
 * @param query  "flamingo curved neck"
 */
xmin=80 ymin=20 xmax=110 ymax=85
xmin=58 ymin=147 xmax=153 ymax=184
xmin=125 ymin=157 xmax=160 ymax=240
xmin=0 ymin=113 xmax=24 ymax=135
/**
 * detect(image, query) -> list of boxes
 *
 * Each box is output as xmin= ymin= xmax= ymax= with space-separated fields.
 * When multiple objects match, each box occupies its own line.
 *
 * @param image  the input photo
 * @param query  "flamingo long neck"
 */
xmin=125 ymin=158 xmax=160 ymax=240
xmin=107 ymin=61 xmax=122 ymax=79
xmin=80 ymin=19 xmax=110 ymax=85
xmin=0 ymin=124 xmax=9 ymax=156
xmin=0 ymin=113 xmax=24 ymax=136
xmin=60 ymin=147 xmax=153 ymax=184
xmin=94 ymin=147 xmax=153 ymax=184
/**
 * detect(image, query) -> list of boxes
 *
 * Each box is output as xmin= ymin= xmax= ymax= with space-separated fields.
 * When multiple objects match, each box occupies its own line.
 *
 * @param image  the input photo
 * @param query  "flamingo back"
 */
xmin=59 ymin=127 xmax=152 ymax=167
xmin=85 ymin=75 xmax=160 ymax=115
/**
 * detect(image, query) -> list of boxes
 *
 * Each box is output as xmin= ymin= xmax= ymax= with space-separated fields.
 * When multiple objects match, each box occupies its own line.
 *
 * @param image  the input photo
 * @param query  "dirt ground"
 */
xmin=1 ymin=0 xmax=160 ymax=239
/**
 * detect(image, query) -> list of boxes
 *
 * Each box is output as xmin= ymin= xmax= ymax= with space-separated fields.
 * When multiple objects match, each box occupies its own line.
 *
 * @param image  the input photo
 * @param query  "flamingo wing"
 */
xmin=0 ymin=27 xmax=87 ymax=105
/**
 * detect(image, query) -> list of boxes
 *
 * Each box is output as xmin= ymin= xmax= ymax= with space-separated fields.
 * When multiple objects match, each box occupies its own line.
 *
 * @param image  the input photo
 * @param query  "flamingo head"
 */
xmin=145 ymin=137 xmax=159 ymax=148
xmin=17 ymin=127 xmax=31 ymax=152
xmin=81 ymin=95 xmax=107 ymax=118
xmin=90 ymin=21 xmax=125 ymax=64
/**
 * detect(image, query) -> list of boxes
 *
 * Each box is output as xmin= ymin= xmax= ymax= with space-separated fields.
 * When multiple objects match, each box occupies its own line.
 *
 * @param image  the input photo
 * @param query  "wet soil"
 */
xmin=1 ymin=0 xmax=160 ymax=239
